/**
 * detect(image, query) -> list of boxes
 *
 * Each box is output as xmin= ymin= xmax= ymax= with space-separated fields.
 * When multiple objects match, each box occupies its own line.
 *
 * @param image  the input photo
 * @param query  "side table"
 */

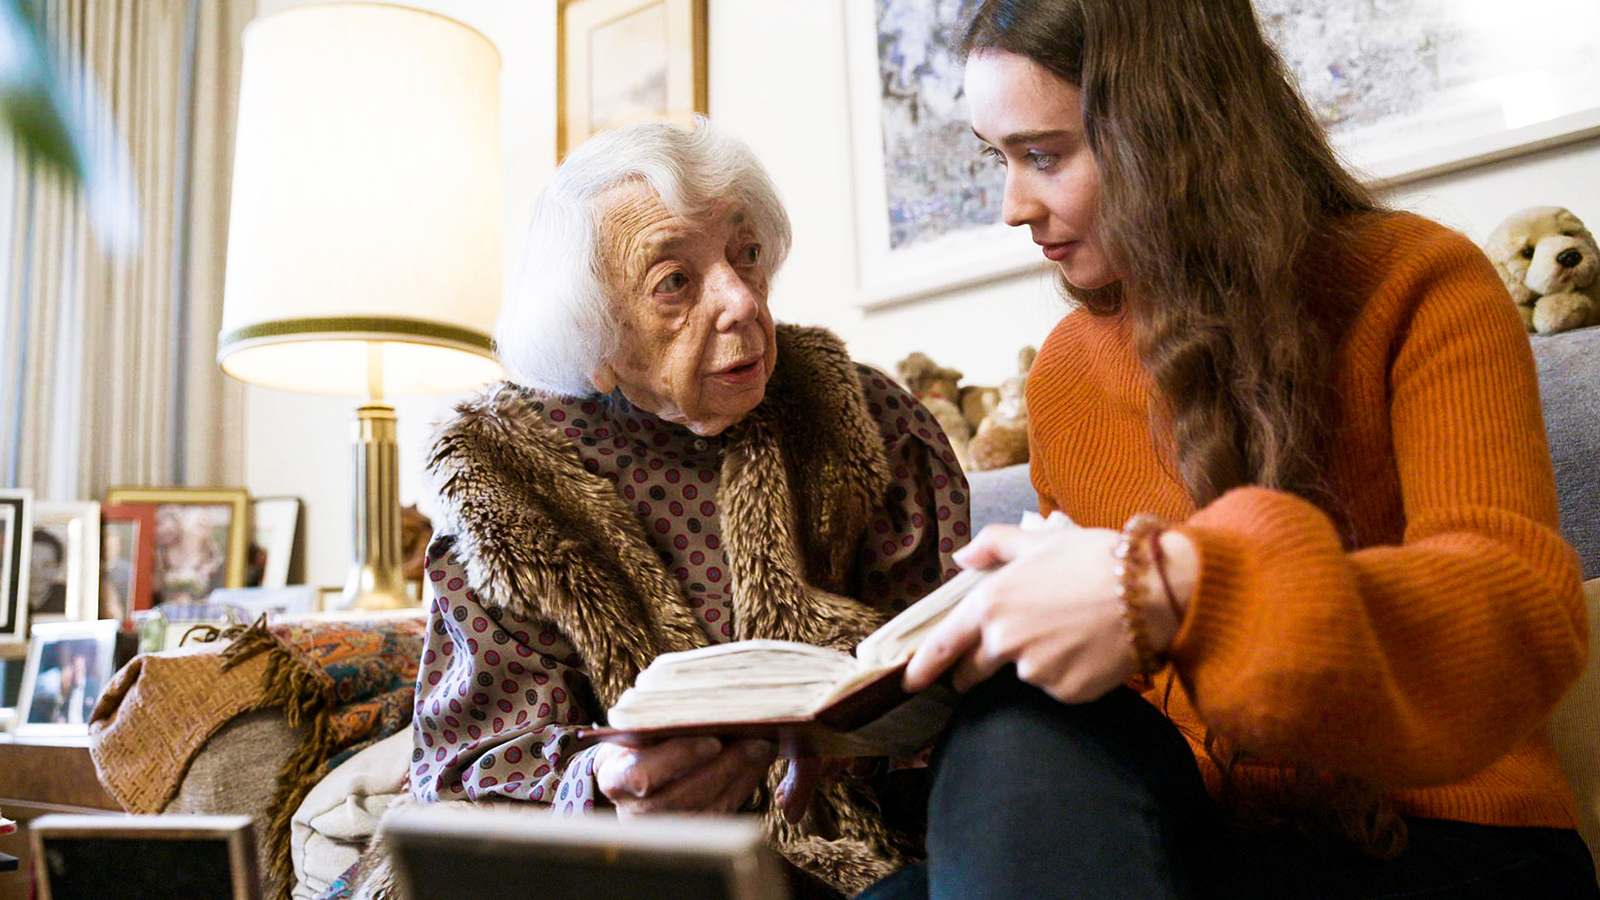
xmin=0 ymin=736 xmax=120 ymax=899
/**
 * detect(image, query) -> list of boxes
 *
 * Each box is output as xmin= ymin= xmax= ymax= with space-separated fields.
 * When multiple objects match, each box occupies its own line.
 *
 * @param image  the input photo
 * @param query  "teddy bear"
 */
xmin=896 ymin=351 xmax=975 ymax=469
xmin=967 ymin=345 xmax=1036 ymax=471
xmin=1483 ymin=206 xmax=1600 ymax=335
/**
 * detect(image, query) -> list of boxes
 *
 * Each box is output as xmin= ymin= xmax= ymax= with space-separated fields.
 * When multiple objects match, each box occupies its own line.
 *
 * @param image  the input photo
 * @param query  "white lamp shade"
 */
xmin=218 ymin=3 xmax=504 ymax=396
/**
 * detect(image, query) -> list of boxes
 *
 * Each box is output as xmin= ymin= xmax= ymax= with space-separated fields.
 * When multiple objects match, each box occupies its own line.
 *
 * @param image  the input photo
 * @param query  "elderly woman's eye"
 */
xmin=737 ymin=244 xmax=761 ymax=266
xmin=1521 ymin=246 xmax=1535 ymax=260
xmin=656 ymin=272 xmax=690 ymax=293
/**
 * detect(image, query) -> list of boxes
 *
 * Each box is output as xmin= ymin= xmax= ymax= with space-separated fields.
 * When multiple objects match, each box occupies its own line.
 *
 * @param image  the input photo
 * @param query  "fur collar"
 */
xmin=426 ymin=323 xmax=891 ymax=709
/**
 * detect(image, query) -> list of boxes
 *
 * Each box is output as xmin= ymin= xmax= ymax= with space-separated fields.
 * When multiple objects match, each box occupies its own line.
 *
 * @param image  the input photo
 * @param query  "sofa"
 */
xmin=88 ymin=325 xmax=1600 ymax=897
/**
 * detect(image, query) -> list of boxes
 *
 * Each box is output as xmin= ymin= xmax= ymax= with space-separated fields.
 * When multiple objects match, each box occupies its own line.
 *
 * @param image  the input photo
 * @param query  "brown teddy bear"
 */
xmin=967 ymin=346 xmax=1036 ymax=471
xmin=1484 ymin=206 xmax=1600 ymax=335
xmin=896 ymin=352 xmax=974 ymax=469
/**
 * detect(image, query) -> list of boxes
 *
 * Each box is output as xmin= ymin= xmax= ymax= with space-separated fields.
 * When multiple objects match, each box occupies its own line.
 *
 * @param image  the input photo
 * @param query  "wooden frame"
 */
xmin=101 ymin=503 xmax=158 ymax=619
xmin=0 ymin=489 xmax=33 ymax=645
xmin=31 ymin=814 xmax=258 ymax=900
xmin=29 ymin=502 xmax=101 ymax=624
xmin=556 ymin=0 xmax=707 ymax=158
xmin=14 ymin=619 xmax=121 ymax=737
xmin=103 ymin=487 xmax=250 ymax=605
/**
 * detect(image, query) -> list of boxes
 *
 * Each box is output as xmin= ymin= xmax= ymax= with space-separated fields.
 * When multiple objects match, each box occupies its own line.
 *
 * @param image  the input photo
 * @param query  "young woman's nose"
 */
xmin=1002 ymin=170 xmax=1046 ymax=228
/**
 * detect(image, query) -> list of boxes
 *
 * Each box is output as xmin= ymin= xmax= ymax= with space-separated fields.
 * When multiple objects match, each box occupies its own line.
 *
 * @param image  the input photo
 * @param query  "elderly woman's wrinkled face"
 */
xmin=591 ymin=183 xmax=777 ymax=436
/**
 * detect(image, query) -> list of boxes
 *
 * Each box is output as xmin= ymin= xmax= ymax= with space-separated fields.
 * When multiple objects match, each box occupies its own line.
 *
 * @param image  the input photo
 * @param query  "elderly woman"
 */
xmin=401 ymin=120 xmax=968 ymax=897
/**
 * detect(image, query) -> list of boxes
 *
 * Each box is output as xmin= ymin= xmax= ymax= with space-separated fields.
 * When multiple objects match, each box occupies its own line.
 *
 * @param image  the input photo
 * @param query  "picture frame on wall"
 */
xmin=29 ymin=502 xmax=101 ymax=625
xmin=0 ymin=489 xmax=33 ymax=645
xmin=842 ymin=0 xmax=1050 ymax=310
xmin=14 ymin=618 xmax=121 ymax=737
xmin=556 ymin=0 xmax=707 ymax=158
xmin=250 ymin=496 xmax=302 ymax=589
xmin=103 ymin=487 xmax=250 ymax=606
xmin=101 ymin=504 xmax=158 ymax=620
xmin=1256 ymin=0 xmax=1600 ymax=187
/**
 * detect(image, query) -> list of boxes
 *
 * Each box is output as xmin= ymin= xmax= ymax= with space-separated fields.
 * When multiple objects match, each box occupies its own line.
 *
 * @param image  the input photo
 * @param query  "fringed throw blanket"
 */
xmin=89 ymin=615 xmax=425 ymax=900
xmin=218 ymin=615 xmax=425 ymax=900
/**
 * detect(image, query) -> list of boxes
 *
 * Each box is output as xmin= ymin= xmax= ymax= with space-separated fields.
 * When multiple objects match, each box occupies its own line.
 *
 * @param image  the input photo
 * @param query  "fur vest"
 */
xmin=421 ymin=324 xmax=924 ymax=893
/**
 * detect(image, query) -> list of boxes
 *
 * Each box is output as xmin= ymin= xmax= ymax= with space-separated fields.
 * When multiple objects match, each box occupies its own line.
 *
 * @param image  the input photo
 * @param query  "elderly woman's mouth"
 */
xmin=709 ymin=357 xmax=765 ymax=383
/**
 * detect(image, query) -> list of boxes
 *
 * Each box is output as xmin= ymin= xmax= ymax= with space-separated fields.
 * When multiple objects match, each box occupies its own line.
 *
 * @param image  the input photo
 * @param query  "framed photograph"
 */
xmin=15 ymin=618 xmax=121 ymax=736
xmin=1257 ymin=0 xmax=1600 ymax=187
xmin=0 ymin=489 xmax=33 ymax=644
xmin=29 ymin=502 xmax=101 ymax=625
xmin=104 ymin=487 xmax=250 ymax=606
xmin=250 ymin=496 xmax=302 ymax=589
xmin=557 ymin=0 xmax=707 ymax=158
xmin=101 ymin=503 xmax=158 ymax=620
xmin=843 ymin=0 xmax=1050 ymax=309
xmin=31 ymin=814 xmax=258 ymax=900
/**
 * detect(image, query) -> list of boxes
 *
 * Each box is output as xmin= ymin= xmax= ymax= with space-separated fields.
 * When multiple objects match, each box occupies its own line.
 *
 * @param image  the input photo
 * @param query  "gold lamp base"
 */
xmin=342 ymin=403 xmax=415 ymax=610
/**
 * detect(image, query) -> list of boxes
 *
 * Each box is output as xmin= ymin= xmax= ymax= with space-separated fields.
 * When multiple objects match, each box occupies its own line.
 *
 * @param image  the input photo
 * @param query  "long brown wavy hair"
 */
xmin=963 ymin=0 xmax=1406 ymax=857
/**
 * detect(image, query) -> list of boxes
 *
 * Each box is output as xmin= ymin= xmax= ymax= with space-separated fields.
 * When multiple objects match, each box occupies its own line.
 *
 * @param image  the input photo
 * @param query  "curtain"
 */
xmin=0 ymin=0 xmax=253 ymax=500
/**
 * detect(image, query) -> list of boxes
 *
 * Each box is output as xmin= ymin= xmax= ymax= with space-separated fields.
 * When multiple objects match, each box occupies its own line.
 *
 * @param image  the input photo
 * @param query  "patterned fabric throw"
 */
xmin=219 ymin=614 xmax=425 ymax=900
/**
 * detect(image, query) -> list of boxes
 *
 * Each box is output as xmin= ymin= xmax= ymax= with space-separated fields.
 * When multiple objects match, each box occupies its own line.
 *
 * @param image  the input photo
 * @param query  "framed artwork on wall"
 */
xmin=103 ymin=487 xmax=250 ymax=606
xmin=14 ymin=618 xmax=121 ymax=737
xmin=101 ymin=503 xmax=158 ymax=620
xmin=1257 ymin=0 xmax=1600 ymax=187
xmin=29 ymin=502 xmax=101 ymax=625
xmin=0 ymin=489 xmax=33 ymax=645
xmin=843 ymin=0 xmax=1049 ymax=309
xmin=556 ymin=0 xmax=707 ymax=158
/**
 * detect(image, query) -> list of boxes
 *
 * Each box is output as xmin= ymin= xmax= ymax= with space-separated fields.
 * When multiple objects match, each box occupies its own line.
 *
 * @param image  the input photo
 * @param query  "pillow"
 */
xmin=289 ymin=729 xmax=411 ymax=900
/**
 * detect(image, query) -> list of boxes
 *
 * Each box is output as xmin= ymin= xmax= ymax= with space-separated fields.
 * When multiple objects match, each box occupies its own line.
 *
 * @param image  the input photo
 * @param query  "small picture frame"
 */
xmin=250 ymin=496 xmax=302 ymax=589
xmin=556 ymin=0 xmax=707 ymax=158
xmin=15 ymin=618 xmax=121 ymax=737
xmin=1 ymin=650 xmax=26 ymax=731
xmin=1 ymin=490 xmax=34 ymax=646
xmin=29 ymin=502 xmax=102 ymax=625
xmin=31 ymin=813 xmax=259 ymax=900
xmin=101 ymin=503 xmax=158 ymax=620
xmin=104 ymin=487 xmax=250 ymax=606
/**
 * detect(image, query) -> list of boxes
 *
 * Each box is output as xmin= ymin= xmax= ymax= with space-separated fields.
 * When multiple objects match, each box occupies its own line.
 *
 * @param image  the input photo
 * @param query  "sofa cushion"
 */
xmin=290 ymin=729 xmax=410 ymax=900
xmin=1531 ymin=328 xmax=1600 ymax=578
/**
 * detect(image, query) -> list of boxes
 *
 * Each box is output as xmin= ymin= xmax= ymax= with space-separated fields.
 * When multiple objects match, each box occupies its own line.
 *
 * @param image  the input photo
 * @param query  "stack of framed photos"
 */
xmin=0 ymin=487 xmax=302 ymax=738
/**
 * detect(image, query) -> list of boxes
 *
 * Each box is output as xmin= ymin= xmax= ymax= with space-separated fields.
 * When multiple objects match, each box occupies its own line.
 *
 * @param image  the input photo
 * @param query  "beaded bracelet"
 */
xmin=1112 ymin=514 xmax=1170 ymax=676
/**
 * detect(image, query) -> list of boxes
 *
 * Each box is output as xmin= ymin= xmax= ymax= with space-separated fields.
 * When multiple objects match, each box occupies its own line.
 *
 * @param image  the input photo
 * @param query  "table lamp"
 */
xmin=217 ymin=4 xmax=504 ymax=609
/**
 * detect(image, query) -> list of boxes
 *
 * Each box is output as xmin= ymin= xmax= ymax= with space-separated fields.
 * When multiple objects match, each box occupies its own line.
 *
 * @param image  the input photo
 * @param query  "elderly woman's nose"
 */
xmin=708 ymin=263 xmax=761 ymax=328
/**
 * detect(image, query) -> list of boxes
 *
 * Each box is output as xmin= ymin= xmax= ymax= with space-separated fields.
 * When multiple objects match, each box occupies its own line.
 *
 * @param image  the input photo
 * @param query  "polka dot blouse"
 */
xmin=411 ymin=365 xmax=971 ymax=815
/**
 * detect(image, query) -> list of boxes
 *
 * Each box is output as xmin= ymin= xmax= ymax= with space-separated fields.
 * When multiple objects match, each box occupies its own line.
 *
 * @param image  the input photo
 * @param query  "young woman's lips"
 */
xmin=1039 ymin=241 xmax=1076 ymax=262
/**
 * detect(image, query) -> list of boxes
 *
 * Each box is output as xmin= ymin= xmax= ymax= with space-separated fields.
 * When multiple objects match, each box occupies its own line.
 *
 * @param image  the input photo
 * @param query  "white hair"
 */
xmin=495 ymin=118 xmax=793 ymax=396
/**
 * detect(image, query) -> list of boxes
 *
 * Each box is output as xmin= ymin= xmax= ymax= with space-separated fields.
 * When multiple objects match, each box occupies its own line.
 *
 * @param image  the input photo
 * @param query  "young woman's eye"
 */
xmin=980 ymin=145 xmax=1006 ymax=167
xmin=1025 ymin=151 xmax=1057 ymax=170
xmin=655 ymin=272 xmax=690 ymax=294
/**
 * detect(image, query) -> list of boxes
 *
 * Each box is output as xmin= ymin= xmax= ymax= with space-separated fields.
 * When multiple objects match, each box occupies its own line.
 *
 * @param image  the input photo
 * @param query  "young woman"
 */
xmin=861 ymin=0 xmax=1600 ymax=897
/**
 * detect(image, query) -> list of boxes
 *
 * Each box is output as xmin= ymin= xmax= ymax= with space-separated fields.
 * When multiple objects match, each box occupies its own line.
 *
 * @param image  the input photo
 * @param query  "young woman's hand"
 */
xmin=903 ymin=524 xmax=1195 ymax=704
xmin=594 ymin=736 xmax=776 ymax=818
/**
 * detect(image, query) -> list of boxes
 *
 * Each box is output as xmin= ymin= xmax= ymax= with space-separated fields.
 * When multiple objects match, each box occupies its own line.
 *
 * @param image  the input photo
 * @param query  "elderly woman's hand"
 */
xmin=594 ymin=736 xmax=777 ymax=818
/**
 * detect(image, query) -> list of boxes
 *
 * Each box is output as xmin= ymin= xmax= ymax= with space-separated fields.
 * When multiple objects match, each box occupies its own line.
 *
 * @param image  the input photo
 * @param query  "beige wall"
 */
xmin=241 ymin=1 xmax=1600 ymax=590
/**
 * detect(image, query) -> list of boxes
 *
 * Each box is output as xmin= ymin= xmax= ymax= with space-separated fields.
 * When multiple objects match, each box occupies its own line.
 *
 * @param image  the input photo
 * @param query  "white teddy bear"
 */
xmin=1483 ymin=206 xmax=1600 ymax=335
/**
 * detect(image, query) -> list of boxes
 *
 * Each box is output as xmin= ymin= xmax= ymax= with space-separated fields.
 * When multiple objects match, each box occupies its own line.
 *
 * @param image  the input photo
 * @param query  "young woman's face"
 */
xmin=965 ymin=51 xmax=1117 ymax=290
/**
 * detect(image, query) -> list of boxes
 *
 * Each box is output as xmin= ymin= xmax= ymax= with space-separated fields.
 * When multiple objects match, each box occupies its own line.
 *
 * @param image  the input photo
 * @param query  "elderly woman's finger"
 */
xmin=597 ymin=735 xmax=724 ymax=801
xmin=619 ymin=739 xmax=776 ymax=815
xmin=778 ymin=756 xmax=823 ymax=824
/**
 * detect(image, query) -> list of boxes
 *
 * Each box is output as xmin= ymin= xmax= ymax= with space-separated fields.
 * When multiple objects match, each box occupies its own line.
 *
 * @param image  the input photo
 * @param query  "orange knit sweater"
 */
xmin=1026 ymin=212 xmax=1587 ymax=829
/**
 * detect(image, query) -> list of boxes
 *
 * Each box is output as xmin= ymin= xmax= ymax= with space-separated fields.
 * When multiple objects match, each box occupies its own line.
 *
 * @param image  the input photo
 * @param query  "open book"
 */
xmin=581 ymin=565 xmax=992 ymax=757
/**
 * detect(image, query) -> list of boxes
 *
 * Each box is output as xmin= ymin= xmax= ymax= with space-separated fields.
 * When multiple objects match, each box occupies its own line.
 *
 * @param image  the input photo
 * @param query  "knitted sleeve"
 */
xmin=1170 ymin=227 xmax=1588 ymax=788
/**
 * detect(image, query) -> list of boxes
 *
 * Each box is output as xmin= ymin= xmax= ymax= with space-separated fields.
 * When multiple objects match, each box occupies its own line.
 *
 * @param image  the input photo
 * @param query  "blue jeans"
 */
xmin=859 ymin=674 xmax=1600 ymax=900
